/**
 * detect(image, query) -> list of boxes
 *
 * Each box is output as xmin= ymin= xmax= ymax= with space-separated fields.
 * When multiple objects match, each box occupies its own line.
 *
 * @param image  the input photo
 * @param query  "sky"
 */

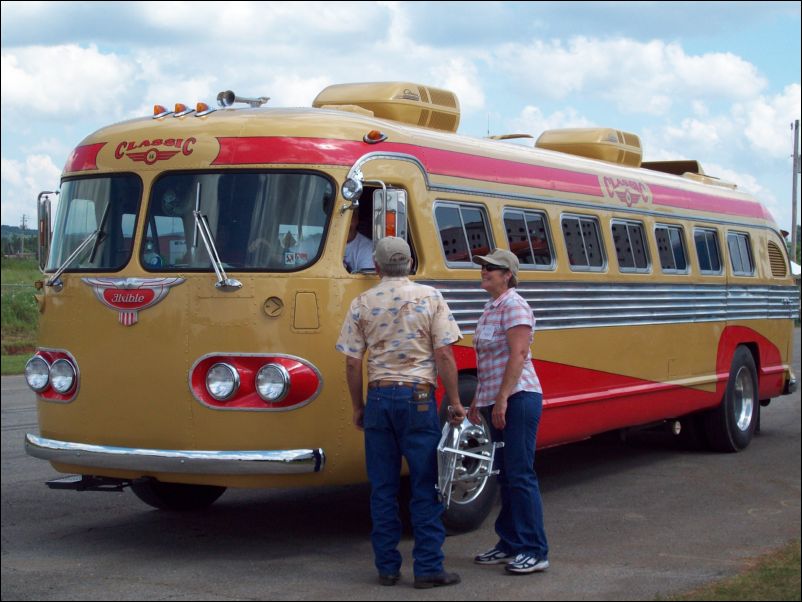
xmin=1 ymin=1 xmax=800 ymax=236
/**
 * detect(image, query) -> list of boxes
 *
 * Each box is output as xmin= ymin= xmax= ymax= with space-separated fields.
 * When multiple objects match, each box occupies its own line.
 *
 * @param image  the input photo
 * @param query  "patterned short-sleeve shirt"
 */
xmin=474 ymin=288 xmax=541 ymax=407
xmin=336 ymin=277 xmax=462 ymax=385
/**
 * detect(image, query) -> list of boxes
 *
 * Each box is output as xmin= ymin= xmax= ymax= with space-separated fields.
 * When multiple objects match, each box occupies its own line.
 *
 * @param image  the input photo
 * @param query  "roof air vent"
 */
xmin=313 ymin=82 xmax=460 ymax=133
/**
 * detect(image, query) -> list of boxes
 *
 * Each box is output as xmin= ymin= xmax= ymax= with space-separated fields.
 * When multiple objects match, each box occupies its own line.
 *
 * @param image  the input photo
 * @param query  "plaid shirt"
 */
xmin=474 ymin=288 xmax=541 ymax=407
xmin=336 ymin=277 xmax=462 ymax=385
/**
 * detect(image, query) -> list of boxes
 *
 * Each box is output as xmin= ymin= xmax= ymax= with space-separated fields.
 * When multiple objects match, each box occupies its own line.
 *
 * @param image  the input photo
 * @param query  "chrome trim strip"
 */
xmin=25 ymin=434 xmax=325 ymax=475
xmin=422 ymin=280 xmax=800 ymax=333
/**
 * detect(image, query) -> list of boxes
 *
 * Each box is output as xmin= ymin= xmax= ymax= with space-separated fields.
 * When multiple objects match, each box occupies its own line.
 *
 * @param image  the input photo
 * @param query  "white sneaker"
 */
xmin=474 ymin=546 xmax=513 ymax=565
xmin=505 ymin=553 xmax=549 ymax=574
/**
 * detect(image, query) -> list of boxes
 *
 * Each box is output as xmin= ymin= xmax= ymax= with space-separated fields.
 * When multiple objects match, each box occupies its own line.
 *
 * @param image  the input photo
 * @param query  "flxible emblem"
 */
xmin=82 ymin=277 xmax=184 ymax=326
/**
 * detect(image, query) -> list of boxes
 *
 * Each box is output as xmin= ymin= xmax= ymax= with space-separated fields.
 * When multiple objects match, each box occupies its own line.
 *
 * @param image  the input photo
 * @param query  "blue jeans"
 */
xmin=363 ymin=385 xmax=445 ymax=577
xmin=481 ymin=391 xmax=548 ymax=559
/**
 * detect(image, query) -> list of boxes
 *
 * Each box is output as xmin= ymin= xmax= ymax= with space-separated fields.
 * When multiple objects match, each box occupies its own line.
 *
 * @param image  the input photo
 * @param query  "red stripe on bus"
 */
xmin=212 ymin=136 xmax=601 ymax=196
xmin=64 ymin=142 xmax=106 ymax=172
xmin=212 ymin=136 xmax=771 ymax=221
xmin=650 ymin=184 xmax=772 ymax=220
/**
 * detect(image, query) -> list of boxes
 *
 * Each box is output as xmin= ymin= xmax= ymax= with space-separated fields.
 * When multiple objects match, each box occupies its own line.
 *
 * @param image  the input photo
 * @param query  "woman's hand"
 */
xmin=467 ymin=400 xmax=482 ymax=426
xmin=492 ymin=396 xmax=508 ymax=430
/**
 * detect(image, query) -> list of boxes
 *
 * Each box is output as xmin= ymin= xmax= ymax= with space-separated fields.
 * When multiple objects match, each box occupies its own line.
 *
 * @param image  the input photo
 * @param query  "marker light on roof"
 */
xmin=153 ymin=104 xmax=172 ymax=119
xmin=364 ymin=130 xmax=388 ymax=144
xmin=173 ymin=103 xmax=194 ymax=117
xmin=195 ymin=102 xmax=216 ymax=117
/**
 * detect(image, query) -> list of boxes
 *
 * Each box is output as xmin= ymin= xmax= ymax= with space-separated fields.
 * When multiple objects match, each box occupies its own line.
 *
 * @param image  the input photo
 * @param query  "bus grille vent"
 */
xmin=767 ymin=242 xmax=787 ymax=277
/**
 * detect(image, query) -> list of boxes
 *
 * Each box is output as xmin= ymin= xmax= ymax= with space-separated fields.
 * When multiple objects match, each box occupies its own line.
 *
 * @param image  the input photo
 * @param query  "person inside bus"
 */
xmin=467 ymin=248 xmax=550 ymax=576
xmin=336 ymin=236 xmax=466 ymax=588
xmin=344 ymin=211 xmax=374 ymax=272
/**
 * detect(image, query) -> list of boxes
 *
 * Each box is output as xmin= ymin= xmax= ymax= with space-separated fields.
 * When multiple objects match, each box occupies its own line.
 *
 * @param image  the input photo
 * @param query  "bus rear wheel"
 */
xmin=704 ymin=346 xmax=758 ymax=453
xmin=131 ymin=478 xmax=226 ymax=511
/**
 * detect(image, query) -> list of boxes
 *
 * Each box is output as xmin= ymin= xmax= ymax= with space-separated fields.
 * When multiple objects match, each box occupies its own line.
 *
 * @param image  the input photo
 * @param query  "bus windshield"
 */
xmin=143 ymin=171 xmax=334 ymax=271
xmin=47 ymin=175 xmax=142 ymax=272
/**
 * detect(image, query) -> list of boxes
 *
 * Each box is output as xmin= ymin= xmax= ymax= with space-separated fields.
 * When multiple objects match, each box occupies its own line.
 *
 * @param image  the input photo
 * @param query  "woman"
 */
xmin=467 ymin=248 xmax=549 ymax=575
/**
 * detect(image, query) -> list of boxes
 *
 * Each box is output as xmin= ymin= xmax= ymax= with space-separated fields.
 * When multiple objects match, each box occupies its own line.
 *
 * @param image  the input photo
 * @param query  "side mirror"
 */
xmin=372 ymin=188 xmax=407 ymax=242
xmin=37 ymin=191 xmax=55 ymax=271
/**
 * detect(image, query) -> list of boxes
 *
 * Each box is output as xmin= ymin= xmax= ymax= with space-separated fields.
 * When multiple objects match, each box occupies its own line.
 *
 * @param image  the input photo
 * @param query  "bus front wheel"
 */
xmin=704 ymin=346 xmax=759 ymax=453
xmin=131 ymin=478 xmax=226 ymax=511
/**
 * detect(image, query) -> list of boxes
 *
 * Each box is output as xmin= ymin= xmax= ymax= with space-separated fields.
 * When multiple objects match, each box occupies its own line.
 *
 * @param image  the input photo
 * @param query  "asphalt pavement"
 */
xmin=2 ymin=330 xmax=800 ymax=600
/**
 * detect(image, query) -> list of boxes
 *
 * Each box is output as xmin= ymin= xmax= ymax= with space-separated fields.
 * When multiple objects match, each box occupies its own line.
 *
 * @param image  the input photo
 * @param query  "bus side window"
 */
xmin=655 ymin=224 xmax=688 ymax=273
xmin=434 ymin=202 xmax=493 ymax=266
xmin=611 ymin=220 xmax=649 ymax=272
xmin=504 ymin=209 xmax=554 ymax=269
xmin=727 ymin=232 xmax=755 ymax=276
xmin=562 ymin=215 xmax=605 ymax=270
xmin=694 ymin=228 xmax=722 ymax=274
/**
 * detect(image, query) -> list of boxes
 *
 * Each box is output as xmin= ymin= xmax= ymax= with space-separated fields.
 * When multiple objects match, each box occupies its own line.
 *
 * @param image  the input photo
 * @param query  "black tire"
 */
xmin=130 ymin=478 xmax=226 ymax=511
xmin=438 ymin=373 xmax=499 ymax=534
xmin=703 ymin=346 xmax=759 ymax=453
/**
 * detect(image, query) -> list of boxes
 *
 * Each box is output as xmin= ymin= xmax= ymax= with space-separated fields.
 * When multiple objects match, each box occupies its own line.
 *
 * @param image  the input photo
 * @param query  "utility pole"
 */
xmin=20 ymin=214 xmax=28 ymax=255
xmin=792 ymin=120 xmax=800 ymax=262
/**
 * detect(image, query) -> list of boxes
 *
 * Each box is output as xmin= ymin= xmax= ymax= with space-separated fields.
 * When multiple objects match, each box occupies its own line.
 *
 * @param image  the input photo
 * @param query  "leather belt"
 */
xmin=368 ymin=380 xmax=433 ymax=392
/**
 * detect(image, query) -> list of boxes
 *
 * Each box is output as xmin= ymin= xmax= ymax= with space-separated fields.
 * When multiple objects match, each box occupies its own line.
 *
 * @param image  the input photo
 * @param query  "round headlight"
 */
xmin=25 ymin=356 xmax=50 ymax=392
xmin=341 ymin=177 xmax=363 ymax=201
xmin=256 ymin=363 xmax=290 ymax=402
xmin=206 ymin=363 xmax=240 ymax=401
xmin=50 ymin=359 xmax=76 ymax=394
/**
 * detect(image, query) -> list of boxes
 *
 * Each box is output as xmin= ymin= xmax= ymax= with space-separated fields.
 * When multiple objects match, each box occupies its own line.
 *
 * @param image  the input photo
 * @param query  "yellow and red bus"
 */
xmin=25 ymin=82 xmax=798 ymax=531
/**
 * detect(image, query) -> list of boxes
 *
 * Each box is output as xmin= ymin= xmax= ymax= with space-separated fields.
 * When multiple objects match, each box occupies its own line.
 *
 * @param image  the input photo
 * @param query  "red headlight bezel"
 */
xmin=189 ymin=353 xmax=322 ymax=411
xmin=28 ymin=348 xmax=79 ymax=402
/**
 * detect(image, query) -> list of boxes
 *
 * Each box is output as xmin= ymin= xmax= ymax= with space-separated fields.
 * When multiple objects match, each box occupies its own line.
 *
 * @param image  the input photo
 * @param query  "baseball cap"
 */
xmin=374 ymin=236 xmax=411 ymax=266
xmin=472 ymin=248 xmax=519 ymax=279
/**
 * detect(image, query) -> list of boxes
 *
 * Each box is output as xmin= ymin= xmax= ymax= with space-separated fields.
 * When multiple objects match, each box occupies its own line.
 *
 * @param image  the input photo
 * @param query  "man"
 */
xmin=336 ymin=237 xmax=466 ymax=589
xmin=343 ymin=212 xmax=374 ymax=272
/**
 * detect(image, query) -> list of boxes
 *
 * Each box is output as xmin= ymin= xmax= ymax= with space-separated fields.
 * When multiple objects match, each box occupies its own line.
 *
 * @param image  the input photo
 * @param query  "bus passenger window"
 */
xmin=434 ymin=202 xmax=492 ymax=266
xmin=655 ymin=225 xmax=688 ymax=273
xmin=504 ymin=209 xmax=553 ymax=268
xmin=612 ymin=220 xmax=649 ymax=272
xmin=562 ymin=215 xmax=605 ymax=270
xmin=727 ymin=232 xmax=754 ymax=276
xmin=694 ymin=228 xmax=722 ymax=274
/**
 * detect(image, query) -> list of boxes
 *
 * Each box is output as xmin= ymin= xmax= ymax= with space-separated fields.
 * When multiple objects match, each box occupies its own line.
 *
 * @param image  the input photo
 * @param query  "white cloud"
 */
xmin=509 ymin=105 xmax=594 ymax=138
xmin=1 ymin=44 xmax=137 ymax=119
xmin=431 ymin=57 xmax=485 ymax=113
xmin=734 ymin=84 xmax=802 ymax=157
xmin=494 ymin=37 xmax=767 ymax=115
xmin=1 ymin=154 xmax=62 ymax=227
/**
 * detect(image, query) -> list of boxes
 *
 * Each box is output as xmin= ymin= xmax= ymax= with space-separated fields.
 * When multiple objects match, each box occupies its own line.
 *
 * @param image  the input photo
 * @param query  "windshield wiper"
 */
xmin=88 ymin=202 xmax=111 ymax=264
xmin=46 ymin=227 xmax=104 ymax=290
xmin=192 ymin=202 xmax=242 ymax=291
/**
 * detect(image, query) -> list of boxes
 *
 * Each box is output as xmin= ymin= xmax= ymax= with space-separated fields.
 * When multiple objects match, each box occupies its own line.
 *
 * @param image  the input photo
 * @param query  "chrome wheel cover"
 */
xmin=449 ymin=417 xmax=493 ymax=506
xmin=733 ymin=365 xmax=755 ymax=432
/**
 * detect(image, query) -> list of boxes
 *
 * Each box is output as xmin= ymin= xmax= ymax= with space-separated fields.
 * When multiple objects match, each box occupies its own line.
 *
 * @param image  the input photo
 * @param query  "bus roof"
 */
xmin=65 ymin=99 xmax=775 ymax=227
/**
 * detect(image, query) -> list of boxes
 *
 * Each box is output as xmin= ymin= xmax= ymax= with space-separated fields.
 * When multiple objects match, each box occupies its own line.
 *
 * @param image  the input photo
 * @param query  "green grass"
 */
xmin=1 ymin=256 xmax=41 ymax=359
xmin=1 ymin=354 xmax=30 ymax=375
xmin=667 ymin=540 xmax=801 ymax=601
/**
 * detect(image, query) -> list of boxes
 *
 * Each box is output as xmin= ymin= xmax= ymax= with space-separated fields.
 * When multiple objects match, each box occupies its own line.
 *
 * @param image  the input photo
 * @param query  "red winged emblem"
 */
xmin=82 ymin=277 xmax=184 ymax=326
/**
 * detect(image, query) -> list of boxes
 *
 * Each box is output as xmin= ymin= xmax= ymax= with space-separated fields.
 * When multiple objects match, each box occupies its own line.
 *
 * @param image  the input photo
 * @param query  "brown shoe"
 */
xmin=378 ymin=573 xmax=400 ymax=586
xmin=413 ymin=571 xmax=461 ymax=589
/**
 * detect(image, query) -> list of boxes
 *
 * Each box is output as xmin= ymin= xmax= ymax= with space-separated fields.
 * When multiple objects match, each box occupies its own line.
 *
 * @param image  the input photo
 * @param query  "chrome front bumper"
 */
xmin=25 ymin=434 xmax=325 ymax=475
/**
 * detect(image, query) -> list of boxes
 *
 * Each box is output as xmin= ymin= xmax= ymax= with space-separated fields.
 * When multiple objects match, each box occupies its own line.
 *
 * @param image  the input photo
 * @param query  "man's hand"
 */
xmin=447 ymin=403 xmax=466 ymax=426
xmin=353 ymin=404 xmax=365 ymax=431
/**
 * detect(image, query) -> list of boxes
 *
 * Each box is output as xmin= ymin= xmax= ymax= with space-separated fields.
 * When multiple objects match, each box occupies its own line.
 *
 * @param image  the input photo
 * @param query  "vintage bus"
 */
xmin=25 ymin=82 xmax=799 ymax=531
